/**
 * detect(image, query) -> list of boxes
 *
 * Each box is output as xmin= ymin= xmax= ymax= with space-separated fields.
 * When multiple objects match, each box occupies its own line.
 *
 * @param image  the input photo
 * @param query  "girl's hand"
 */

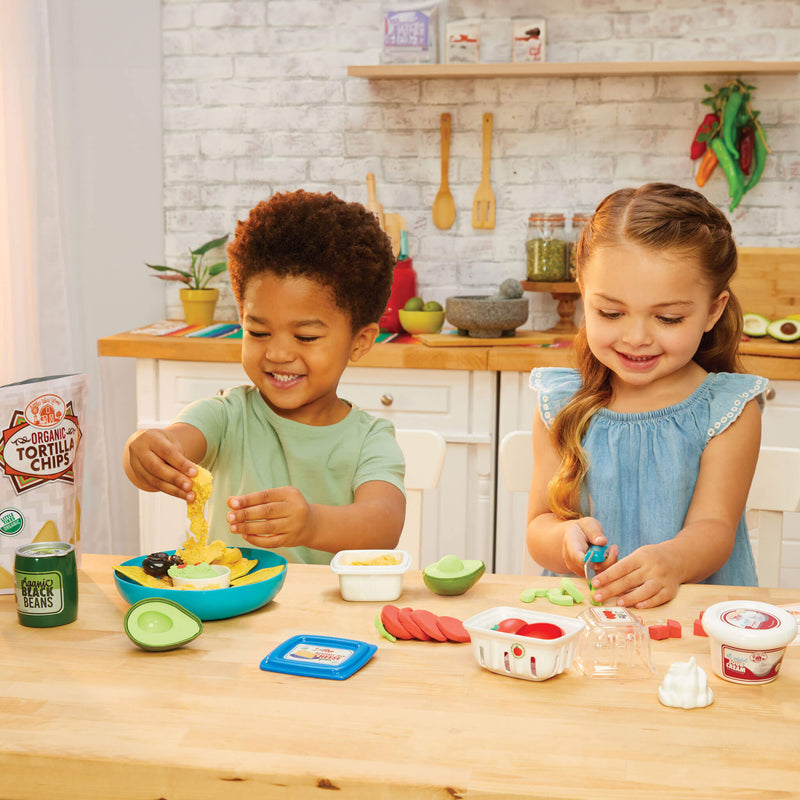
xmin=561 ymin=517 xmax=615 ymax=577
xmin=227 ymin=486 xmax=312 ymax=549
xmin=590 ymin=543 xmax=682 ymax=608
xmin=124 ymin=428 xmax=198 ymax=501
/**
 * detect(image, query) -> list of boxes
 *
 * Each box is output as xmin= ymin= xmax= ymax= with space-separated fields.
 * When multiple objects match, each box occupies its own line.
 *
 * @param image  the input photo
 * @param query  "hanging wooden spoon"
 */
xmin=432 ymin=113 xmax=456 ymax=230
xmin=365 ymin=172 xmax=385 ymax=230
xmin=471 ymin=112 xmax=495 ymax=229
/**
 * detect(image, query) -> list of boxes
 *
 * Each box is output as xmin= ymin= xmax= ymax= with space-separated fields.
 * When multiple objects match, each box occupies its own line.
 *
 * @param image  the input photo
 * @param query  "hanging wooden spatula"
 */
xmin=365 ymin=172 xmax=385 ymax=230
xmin=432 ymin=112 xmax=456 ymax=230
xmin=471 ymin=112 xmax=495 ymax=229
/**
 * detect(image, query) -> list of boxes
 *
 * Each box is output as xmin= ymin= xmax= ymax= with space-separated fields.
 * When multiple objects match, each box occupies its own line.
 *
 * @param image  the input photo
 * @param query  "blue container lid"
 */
xmin=260 ymin=635 xmax=377 ymax=680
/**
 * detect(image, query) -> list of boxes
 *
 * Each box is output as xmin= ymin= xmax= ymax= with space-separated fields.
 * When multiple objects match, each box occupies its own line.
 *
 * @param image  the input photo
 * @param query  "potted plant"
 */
xmin=146 ymin=234 xmax=229 ymax=325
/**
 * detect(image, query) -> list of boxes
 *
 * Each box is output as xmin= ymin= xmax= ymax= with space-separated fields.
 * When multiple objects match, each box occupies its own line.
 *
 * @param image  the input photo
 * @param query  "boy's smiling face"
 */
xmin=240 ymin=272 xmax=378 ymax=425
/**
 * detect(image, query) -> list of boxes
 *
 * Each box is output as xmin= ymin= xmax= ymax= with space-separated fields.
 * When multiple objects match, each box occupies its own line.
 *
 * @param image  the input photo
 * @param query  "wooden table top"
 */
xmin=2 ymin=555 xmax=799 ymax=799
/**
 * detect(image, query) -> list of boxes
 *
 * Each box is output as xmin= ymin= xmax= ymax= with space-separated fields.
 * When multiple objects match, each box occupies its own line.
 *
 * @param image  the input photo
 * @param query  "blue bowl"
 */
xmin=113 ymin=547 xmax=288 ymax=621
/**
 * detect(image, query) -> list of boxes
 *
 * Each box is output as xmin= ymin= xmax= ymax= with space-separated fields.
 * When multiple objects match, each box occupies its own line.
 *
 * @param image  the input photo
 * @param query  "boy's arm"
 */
xmin=525 ymin=407 xmax=608 ymax=576
xmin=123 ymin=422 xmax=208 ymax=501
xmin=591 ymin=398 xmax=762 ymax=608
xmin=227 ymin=480 xmax=406 ymax=552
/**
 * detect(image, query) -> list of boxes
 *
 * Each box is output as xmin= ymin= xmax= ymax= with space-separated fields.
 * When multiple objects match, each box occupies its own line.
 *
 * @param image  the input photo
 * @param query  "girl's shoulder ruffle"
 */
xmin=529 ymin=368 xmax=582 ymax=428
xmin=705 ymin=372 xmax=769 ymax=441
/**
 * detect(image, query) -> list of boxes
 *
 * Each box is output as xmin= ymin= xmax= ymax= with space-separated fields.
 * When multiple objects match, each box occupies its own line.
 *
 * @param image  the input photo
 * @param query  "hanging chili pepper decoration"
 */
xmin=690 ymin=113 xmax=720 ymax=159
xmin=738 ymin=125 xmax=755 ymax=175
xmin=695 ymin=147 xmax=718 ymax=187
xmin=744 ymin=128 xmax=768 ymax=194
xmin=691 ymin=79 xmax=770 ymax=209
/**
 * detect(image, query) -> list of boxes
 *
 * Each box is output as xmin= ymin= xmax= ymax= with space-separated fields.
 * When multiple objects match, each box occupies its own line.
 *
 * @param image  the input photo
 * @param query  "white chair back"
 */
xmin=395 ymin=429 xmax=447 ymax=568
xmin=499 ymin=433 xmax=800 ymax=588
xmin=498 ymin=430 xmax=538 ymax=574
xmin=746 ymin=446 xmax=800 ymax=587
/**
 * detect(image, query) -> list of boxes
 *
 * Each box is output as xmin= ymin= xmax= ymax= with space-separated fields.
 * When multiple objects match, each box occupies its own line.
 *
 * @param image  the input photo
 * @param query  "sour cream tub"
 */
xmin=702 ymin=600 xmax=797 ymax=685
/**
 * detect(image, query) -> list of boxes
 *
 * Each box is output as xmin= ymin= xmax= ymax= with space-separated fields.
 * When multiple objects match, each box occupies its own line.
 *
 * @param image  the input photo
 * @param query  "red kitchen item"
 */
xmin=379 ymin=257 xmax=417 ymax=333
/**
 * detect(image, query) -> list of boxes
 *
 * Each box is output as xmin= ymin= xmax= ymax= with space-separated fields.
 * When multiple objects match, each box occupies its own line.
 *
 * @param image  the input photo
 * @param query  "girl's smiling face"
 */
xmin=240 ymin=273 xmax=377 ymax=425
xmin=581 ymin=242 xmax=729 ymax=402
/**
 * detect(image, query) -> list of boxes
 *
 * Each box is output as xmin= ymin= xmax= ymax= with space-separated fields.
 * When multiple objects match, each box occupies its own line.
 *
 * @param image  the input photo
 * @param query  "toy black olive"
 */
xmin=142 ymin=552 xmax=183 ymax=578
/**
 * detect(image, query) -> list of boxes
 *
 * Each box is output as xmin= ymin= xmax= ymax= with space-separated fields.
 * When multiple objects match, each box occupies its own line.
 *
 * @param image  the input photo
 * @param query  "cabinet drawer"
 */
xmin=762 ymin=380 xmax=800 ymax=450
xmin=340 ymin=367 xmax=474 ymax=434
xmin=158 ymin=362 xmax=248 ymax=420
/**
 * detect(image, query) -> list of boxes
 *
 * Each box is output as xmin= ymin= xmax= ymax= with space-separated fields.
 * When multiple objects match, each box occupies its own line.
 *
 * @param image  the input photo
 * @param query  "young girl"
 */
xmin=527 ymin=183 xmax=767 ymax=608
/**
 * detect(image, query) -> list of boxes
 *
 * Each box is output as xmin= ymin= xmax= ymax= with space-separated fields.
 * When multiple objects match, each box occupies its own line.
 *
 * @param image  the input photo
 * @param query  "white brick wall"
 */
xmin=160 ymin=0 xmax=800 ymax=324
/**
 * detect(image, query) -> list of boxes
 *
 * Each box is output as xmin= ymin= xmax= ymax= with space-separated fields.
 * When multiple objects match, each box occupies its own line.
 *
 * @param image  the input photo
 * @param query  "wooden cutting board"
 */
xmin=739 ymin=337 xmax=800 ymax=358
xmin=417 ymin=329 xmax=576 ymax=347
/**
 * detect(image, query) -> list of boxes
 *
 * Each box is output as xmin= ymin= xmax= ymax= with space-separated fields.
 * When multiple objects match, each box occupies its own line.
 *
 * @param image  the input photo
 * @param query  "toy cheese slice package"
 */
xmin=0 ymin=374 xmax=88 ymax=593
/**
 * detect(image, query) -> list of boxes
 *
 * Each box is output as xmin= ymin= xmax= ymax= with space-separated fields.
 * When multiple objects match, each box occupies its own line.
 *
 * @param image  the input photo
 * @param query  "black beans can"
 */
xmin=14 ymin=542 xmax=78 ymax=627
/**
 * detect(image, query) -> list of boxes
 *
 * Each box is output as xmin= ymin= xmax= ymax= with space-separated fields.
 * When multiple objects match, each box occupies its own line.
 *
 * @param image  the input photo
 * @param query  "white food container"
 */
xmin=702 ymin=600 xmax=797 ymax=684
xmin=462 ymin=606 xmax=585 ymax=682
xmin=330 ymin=550 xmax=411 ymax=602
xmin=170 ymin=564 xmax=230 ymax=590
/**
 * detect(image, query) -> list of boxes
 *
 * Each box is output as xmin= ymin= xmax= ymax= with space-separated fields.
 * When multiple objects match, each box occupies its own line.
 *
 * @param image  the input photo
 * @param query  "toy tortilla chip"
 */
xmin=177 ymin=538 xmax=226 ymax=566
xmin=228 ymin=557 xmax=258 ymax=581
xmin=231 ymin=565 xmax=285 ymax=587
xmin=115 ymin=565 xmax=171 ymax=589
xmin=213 ymin=547 xmax=243 ymax=566
xmin=186 ymin=466 xmax=213 ymax=545
xmin=0 ymin=566 xmax=13 ymax=590
xmin=32 ymin=519 xmax=60 ymax=543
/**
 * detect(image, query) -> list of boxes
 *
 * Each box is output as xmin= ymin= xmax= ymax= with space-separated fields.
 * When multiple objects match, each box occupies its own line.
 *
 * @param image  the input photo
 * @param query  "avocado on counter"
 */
xmin=766 ymin=318 xmax=800 ymax=342
xmin=422 ymin=554 xmax=486 ymax=596
xmin=743 ymin=313 xmax=770 ymax=338
xmin=124 ymin=597 xmax=203 ymax=651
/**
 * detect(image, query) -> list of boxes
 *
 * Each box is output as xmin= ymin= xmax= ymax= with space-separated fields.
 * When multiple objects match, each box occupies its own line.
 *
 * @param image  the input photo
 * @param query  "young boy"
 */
xmin=123 ymin=190 xmax=406 ymax=563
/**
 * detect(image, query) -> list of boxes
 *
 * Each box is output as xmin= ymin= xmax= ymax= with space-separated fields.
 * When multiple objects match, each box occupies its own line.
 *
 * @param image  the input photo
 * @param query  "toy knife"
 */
xmin=583 ymin=545 xmax=608 ymax=605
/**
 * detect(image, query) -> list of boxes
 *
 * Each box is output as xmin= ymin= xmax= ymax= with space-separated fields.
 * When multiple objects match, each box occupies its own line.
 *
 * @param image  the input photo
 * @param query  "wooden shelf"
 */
xmin=521 ymin=281 xmax=581 ymax=333
xmin=521 ymin=280 xmax=579 ymax=294
xmin=348 ymin=60 xmax=800 ymax=80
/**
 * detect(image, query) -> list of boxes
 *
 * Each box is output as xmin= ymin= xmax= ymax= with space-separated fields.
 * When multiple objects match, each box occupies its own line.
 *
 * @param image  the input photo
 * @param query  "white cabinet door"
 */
xmin=495 ymin=370 xmax=540 ymax=576
xmin=761 ymin=380 xmax=800 ymax=588
xmin=134 ymin=360 xmax=496 ymax=568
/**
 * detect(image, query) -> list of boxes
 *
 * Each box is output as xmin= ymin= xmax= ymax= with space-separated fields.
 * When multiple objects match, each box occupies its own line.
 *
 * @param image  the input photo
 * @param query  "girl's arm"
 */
xmin=525 ymin=407 xmax=610 ymax=576
xmin=227 ymin=480 xmax=406 ymax=553
xmin=591 ymin=398 xmax=762 ymax=608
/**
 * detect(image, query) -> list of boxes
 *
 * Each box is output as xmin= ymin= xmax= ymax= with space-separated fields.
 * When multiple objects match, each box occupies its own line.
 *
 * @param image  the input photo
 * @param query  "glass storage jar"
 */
xmin=526 ymin=213 xmax=567 ymax=282
xmin=568 ymin=212 xmax=591 ymax=280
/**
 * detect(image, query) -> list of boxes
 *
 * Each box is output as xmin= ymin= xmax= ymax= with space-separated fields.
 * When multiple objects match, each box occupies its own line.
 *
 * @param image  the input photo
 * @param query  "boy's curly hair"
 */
xmin=227 ymin=190 xmax=395 ymax=331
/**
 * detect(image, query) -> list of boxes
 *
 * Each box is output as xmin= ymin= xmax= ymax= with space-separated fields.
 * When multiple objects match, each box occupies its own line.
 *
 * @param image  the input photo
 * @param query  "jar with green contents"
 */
xmin=568 ymin=212 xmax=591 ymax=280
xmin=526 ymin=213 xmax=567 ymax=281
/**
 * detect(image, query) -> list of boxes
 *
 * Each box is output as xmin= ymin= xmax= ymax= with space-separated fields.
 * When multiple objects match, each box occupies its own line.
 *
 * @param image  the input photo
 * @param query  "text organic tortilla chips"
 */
xmin=0 ymin=374 xmax=88 ymax=594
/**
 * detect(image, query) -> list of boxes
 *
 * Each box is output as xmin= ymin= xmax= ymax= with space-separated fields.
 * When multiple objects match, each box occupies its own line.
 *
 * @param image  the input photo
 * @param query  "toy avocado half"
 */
xmin=766 ymin=318 xmax=800 ymax=343
xmin=743 ymin=312 xmax=769 ymax=338
xmin=422 ymin=554 xmax=485 ymax=596
xmin=124 ymin=597 xmax=203 ymax=651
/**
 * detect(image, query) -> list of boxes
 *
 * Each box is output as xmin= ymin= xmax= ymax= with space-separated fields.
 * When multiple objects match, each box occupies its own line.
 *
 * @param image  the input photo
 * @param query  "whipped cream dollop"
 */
xmin=658 ymin=657 xmax=714 ymax=709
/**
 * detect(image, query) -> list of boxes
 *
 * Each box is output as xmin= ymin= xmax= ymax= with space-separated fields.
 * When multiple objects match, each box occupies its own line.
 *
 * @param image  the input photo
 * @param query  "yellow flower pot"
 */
xmin=180 ymin=288 xmax=219 ymax=326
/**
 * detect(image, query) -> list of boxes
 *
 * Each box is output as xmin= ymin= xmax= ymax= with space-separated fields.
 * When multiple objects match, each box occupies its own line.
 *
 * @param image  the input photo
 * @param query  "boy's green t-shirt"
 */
xmin=175 ymin=385 xmax=406 ymax=564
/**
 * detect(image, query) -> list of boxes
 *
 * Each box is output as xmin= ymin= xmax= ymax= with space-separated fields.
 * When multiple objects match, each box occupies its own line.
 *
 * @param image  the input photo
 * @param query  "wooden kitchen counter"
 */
xmin=97 ymin=329 xmax=800 ymax=379
xmin=2 ymin=555 xmax=799 ymax=799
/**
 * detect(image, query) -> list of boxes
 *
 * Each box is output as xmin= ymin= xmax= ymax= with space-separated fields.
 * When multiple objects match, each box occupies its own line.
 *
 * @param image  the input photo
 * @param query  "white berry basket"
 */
xmin=463 ymin=606 xmax=586 ymax=682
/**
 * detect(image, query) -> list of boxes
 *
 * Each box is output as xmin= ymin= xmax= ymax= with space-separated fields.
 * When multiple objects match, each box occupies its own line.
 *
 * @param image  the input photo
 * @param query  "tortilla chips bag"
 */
xmin=0 ymin=374 xmax=88 ymax=594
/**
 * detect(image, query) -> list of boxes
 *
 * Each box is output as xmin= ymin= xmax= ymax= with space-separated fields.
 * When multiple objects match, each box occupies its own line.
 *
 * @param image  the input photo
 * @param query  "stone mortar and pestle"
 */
xmin=445 ymin=279 xmax=529 ymax=338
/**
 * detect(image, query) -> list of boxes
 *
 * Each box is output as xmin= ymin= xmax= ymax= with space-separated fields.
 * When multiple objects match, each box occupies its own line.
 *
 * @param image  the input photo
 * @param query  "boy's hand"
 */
xmin=124 ymin=428 xmax=198 ymax=501
xmin=227 ymin=487 xmax=312 ymax=548
xmin=590 ymin=543 xmax=682 ymax=608
xmin=561 ymin=517 xmax=615 ymax=577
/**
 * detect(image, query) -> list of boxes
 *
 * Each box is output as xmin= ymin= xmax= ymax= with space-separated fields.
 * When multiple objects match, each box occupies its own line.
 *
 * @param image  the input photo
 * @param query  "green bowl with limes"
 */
xmin=398 ymin=307 xmax=446 ymax=335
